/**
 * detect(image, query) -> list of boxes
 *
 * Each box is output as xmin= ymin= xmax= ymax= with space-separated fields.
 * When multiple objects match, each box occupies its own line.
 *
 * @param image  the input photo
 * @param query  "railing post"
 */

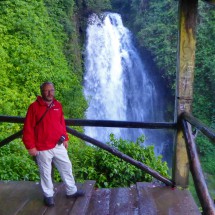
xmin=182 ymin=121 xmax=215 ymax=215
xmin=173 ymin=0 xmax=198 ymax=187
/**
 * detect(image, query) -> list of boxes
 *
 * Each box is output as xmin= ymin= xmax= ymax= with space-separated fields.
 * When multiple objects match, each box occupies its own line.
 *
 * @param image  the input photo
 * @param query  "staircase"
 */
xmin=0 ymin=180 xmax=200 ymax=215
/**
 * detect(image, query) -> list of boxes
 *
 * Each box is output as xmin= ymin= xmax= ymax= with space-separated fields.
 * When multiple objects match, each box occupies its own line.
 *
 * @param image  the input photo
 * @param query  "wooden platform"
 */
xmin=0 ymin=180 xmax=201 ymax=215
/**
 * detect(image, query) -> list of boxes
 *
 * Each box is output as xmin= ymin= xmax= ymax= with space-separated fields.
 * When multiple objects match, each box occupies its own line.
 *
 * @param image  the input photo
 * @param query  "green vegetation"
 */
xmin=0 ymin=139 xmax=39 ymax=181
xmin=71 ymin=134 xmax=169 ymax=188
xmin=0 ymin=0 xmax=86 ymax=119
xmin=0 ymin=134 xmax=169 ymax=188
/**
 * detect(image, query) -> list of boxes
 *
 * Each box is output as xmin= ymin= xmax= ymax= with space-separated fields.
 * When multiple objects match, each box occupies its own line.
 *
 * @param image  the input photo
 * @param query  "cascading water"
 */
xmin=84 ymin=13 xmax=172 ymax=161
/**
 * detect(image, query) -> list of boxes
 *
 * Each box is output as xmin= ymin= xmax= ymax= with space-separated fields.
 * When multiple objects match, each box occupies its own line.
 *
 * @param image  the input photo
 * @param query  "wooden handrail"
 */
xmin=65 ymin=119 xmax=177 ymax=129
xmin=180 ymin=113 xmax=215 ymax=215
xmin=0 ymin=115 xmax=174 ymax=187
xmin=1 ymin=113 xmax=214 ymax=214
xmin=181 ymin=112 xmax=215 ymax=144
xmin=0 ymin=115 xmax=24 ymax=123
xmin=0 ymin=115 xmax=177 ymax=129
xmin=66 ymin=126 xmax=174 ymax=187
xmin=0 ymin=130 xmax=23 ymax=148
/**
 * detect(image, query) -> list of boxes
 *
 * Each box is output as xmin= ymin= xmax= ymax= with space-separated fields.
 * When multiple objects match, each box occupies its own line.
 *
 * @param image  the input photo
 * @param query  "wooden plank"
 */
xmin=152 ymin=186 xmax=201 ymax=215
xmin=0 ymin=181 xmax=45 ymax=215
xmin=137 ymin=182 xmax=201 ymax=215
xmin=0 ymin=180 xmax=203 ymax=214
xmin=86 ymin=188 xmax=111 ymax=215
xmin=69 ymin=180 xmax=96 ymax=215
xmin=44 ymin=183 xmax=81 ymax=215
xmin=136 ymin=182 xmax=157 ymax=215
xmin=109 ymin=186 xmax=139 ymax=215
xmin=12 ymin=181 xmax=46 ymax=215
xmin=0 ymin=181 xmax=20 ymax=215
xmin=17 ymin=182 xmax=69 ymax=215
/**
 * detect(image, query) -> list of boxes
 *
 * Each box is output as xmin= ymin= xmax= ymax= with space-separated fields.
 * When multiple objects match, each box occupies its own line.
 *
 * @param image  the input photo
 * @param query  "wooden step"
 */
xmin=0 ymin=180 xmax=95 ymax=215
xmin=136 ymin=182 xmax=201 ymax=215
xmin=86 ymin=185 xmax=139 ymax=215
xmin=0 ymin=180 xmax=201 ymax=215
xmin=69 ymin=180 xmax=96 ymax=215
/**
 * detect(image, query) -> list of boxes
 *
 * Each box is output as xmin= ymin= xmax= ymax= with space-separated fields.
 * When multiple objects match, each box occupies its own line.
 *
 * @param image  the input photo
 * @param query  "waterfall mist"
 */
xmin=83 ymin=13 xmax=173 ymax=163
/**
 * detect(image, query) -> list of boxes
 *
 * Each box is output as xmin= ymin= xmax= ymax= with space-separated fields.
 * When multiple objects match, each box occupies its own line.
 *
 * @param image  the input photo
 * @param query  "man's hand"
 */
xmin=63 ymin=141 xmax=68 ymax=149
xmin=28 ymin=148 xmax=38 ymax=156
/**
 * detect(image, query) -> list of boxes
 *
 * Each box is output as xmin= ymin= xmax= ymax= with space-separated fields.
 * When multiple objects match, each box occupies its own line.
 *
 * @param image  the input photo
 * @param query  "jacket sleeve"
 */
xmin=60 ymin=103 xmax=69 ymax=141
xmin=22 ymin=104 xmax=37 ymax=149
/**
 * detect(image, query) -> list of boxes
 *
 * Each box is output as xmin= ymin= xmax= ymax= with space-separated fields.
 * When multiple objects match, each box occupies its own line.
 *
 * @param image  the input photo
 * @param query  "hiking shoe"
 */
xmin=66 ymin=190 xmax=85 ymax=198
xmin=44 ymin=196 xmax=55 ymax=207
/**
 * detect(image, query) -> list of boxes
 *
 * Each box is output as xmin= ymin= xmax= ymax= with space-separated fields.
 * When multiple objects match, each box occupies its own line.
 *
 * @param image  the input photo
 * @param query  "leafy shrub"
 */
xmin=196 ymin=134 xmax=215 ymax=175
xmin=0 ymin=140 xmax=39 ymax=181
xmin=0 ymin=133 xmax=169 ymax=189
xmin=70 ymin=134 xmax=169 ymax=188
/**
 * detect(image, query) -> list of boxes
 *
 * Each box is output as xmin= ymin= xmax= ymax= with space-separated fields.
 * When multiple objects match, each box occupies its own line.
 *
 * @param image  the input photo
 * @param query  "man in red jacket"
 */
xmin=22 ymin=82 xmax=84 ymax=207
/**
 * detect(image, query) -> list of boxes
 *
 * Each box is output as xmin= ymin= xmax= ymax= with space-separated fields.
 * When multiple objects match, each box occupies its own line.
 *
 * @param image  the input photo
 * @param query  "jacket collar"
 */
xmin=36 ymin=96 xmax=56 ymax=106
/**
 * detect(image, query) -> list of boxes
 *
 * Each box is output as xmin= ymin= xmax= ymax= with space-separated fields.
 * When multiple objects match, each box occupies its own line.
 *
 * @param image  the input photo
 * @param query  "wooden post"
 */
xmin=182 ymin=121 xmax=215 ymax=215
xmin=173 ymin=0 xmax=198 ymax=187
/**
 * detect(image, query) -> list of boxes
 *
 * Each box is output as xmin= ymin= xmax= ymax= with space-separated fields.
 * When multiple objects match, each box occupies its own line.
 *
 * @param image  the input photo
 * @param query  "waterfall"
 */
xmin=84 ymin=13 xmax=171 ymax=158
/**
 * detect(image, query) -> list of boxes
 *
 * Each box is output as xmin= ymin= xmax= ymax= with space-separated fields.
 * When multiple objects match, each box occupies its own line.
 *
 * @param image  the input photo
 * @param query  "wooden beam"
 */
xmin=0 ymin=115 xmax=177 ymax=129
xmin=173 ymin=0 xmax=198 ymax=188
xmin=66 ymin=127 xmax=174 ymax=187
xmin=181 ymin=121 xmax=215 ymax=215
xmin=0 ymin=130 xmax=23 ymax=148
xmin=181 ymin=112 xmax=215 ymax=144
xmin=65 ymin=119 xmax=177 ymax=129
xmin=0 ymin=115 xmax=24 ymax=123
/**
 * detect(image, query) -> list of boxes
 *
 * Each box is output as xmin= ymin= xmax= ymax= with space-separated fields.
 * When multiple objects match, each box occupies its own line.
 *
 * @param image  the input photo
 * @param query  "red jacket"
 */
xmin=22 ymin=96 xmax=69 ymax=151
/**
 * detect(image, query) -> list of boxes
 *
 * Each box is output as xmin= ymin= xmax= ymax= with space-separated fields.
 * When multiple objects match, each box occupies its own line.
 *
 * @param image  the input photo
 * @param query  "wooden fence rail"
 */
xmin=181 ymin=112 xmax=215 ymax=144
xmin=0 ymin=115 xmax=177 ymax=129
xmin=66 ymin=126 xmax=174 ymax=187
xmin=180 ymin=113 xmax=215 ymax=215
xmin=0 ymin=113 xmax=215 ymax=214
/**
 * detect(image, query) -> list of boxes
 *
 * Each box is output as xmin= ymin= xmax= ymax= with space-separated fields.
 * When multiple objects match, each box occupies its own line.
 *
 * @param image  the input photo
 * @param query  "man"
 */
xmin=22 ymin=82 xmax=84 ymax=207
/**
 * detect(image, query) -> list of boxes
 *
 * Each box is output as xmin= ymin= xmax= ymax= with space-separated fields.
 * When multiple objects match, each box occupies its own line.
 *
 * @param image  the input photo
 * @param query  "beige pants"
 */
xmin=36 ymin=144 xmax=77 ymax=197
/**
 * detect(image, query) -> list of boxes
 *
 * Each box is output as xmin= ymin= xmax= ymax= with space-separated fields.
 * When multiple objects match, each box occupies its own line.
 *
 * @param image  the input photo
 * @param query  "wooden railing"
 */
xmin=65 ymin=126 xmax=174 ymax=186
xmin=179 ymin=112 xmax=215 ymax=215
xmin=0 ymin=115 xmax=176 ymax=186
xmin=0 ymin=113 xmax=214 ymax=214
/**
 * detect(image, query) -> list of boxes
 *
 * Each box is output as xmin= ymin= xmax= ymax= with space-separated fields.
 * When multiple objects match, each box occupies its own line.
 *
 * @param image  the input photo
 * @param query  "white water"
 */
xmin=84 ymin=13 xmax=168 ymax=156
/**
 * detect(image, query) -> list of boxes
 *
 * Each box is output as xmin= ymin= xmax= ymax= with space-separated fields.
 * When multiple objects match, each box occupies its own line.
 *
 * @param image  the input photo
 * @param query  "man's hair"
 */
xmin=40 ymin=82 xmax=54 ymax=92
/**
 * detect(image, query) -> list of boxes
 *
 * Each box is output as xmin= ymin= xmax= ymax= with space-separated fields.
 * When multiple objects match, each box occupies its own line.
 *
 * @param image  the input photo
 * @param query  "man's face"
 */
xmin=41 ymin=84 xmax=55 ymax=102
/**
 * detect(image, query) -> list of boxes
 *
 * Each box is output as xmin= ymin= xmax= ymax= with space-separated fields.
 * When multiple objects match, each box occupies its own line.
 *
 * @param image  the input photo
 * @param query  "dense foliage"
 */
xmin=0 ymin=135 xmax=169 ymax=188
xmin=194 ymin=3 xmax=215 ymax=126
xmin=0 ymin=0 xmax=86 ymax=118
xmin=72 ymin=134 xmax=169 ymax=188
